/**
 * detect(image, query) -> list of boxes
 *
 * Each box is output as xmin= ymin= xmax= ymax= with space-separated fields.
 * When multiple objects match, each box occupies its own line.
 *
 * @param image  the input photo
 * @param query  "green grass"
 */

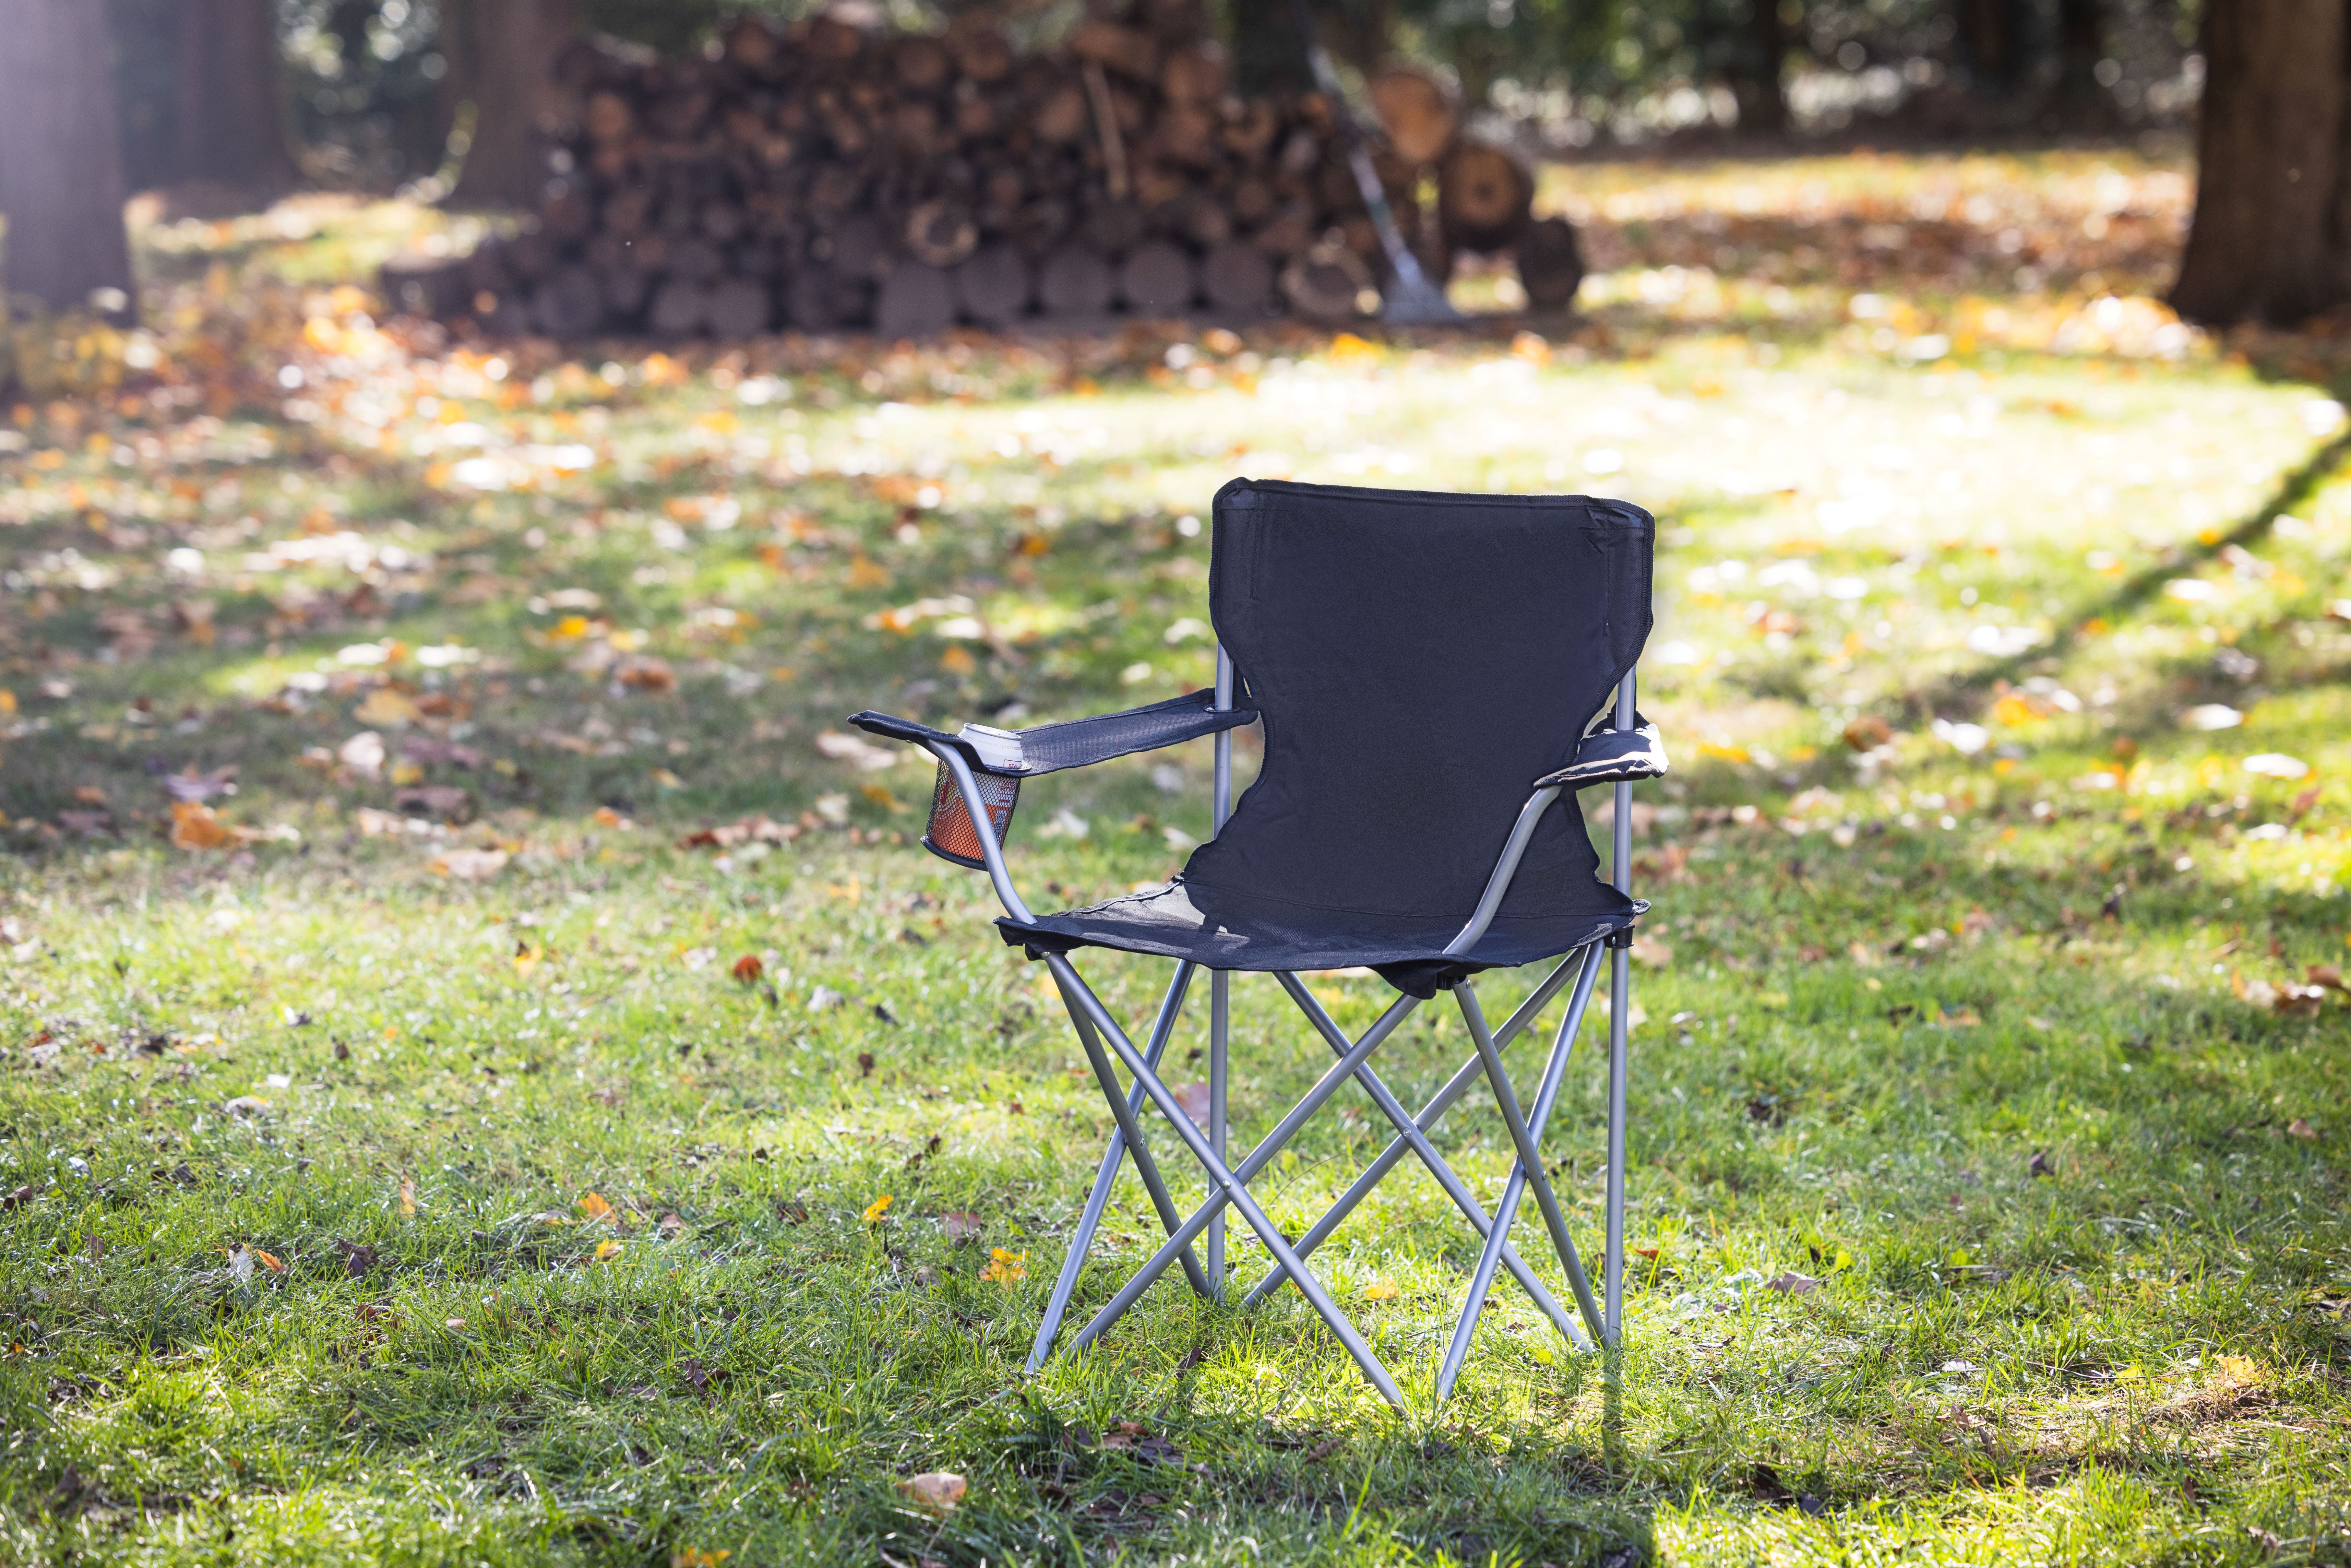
xmin=4 ymin=148 xmax=2350 ymax=1565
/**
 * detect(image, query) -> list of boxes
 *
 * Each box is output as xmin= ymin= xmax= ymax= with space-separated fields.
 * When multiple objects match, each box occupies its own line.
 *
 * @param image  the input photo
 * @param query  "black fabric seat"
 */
xmin=997 ymin=478 xmax=1654 ymax=998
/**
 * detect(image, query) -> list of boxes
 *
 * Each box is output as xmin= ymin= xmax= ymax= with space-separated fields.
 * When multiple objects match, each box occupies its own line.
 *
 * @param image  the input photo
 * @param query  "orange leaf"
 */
xmin=169 ymin=800 xmax=235 ymax=850
xmin=253 ymin=1248 xmax=285 ymax=1273
xmin=731 ymin=953 xmax=764 ymax=983
xmin=580 ymin=1192 xmax=615 ymax=1223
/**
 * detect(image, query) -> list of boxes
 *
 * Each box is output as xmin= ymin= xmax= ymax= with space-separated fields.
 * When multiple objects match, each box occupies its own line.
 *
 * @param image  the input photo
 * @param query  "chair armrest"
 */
xmin=1534 ymin=716 xmax=1669 ymax=789
xmin=849 ymin=688 xmax=1257 ymax=777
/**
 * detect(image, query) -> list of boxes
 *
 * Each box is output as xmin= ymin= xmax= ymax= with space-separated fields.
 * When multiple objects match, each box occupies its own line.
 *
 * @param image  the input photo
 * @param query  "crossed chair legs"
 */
xmin=1022 ymin=941 xmax=1626 ymax=1408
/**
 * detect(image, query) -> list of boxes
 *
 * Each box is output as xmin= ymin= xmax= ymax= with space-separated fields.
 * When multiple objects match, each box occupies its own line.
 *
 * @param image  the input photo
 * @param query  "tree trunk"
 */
xmin=174 ymin=0 xmax=298 ymax=198
xmin=2047 ymin=0 xmax=2118 ymax=128
xmin=447 ymin=0 xmax=576 ymax=209
xmin=1954 ymin=0 xmax=2030 ymax=98
xmin=1732 ymin=0 xmax=1788 ymax=136
xmin=2171 ymin=0 xmax=2346 ymax=326
xmin=0 ymin=0 xmax=137 ymax=318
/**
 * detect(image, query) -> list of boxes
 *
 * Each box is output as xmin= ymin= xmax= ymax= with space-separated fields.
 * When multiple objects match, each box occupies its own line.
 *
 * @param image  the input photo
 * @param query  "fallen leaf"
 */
xmin=940 ymin=1211 xmax=984 ymax=1245
xmin=862 ymin=1193 xmax=895 ymax=1224
xmin=981 ymin=1246 xmax=1027 ymax=1283
xmin=671 ymin=1549 xmax=733 ymax=1568
xmin=579 ymin=1192 xmax=615 ymax=1223
xmin=2027 ymin=1150 xmax=2053 ymax=1179
xmin=1174 ymin=1080 xmax=1212 ymax=1127
xmin=2309 ymin=963 xmax=2345 ymax=991
xmin=1362 ymin=1280 xmax=1399 ymax=1301
xmin=595 ymin=1238 xmax=625 ymax=1261
xmin=168 ymin=800 xmax=244 ymax=850
xmin=731 ymin=953 xmax=764 ymax=983
xmin=429 ymin=848 xmax=509 ymax=881
xmin=354 ymin=688 xmax=422 ymax=727
xmin=774 ymin=1198 xmax=809 ymax=1224
xmin=397 ymin=1178 xmax=418 ymax=1216
xmin=221 ymin=1094 xmax=271 ymax=1115
xmin=1765 ymin=1270 xmax=1820 ymax=1294
xmin=1934 ymin=1007 xmax=1981 ymax=1027
xmin=226 ymin=1246 xmax=255 ymax=1283
xmin=901 ymin=1471 xmax=966 ymax=1515
xmin=2287 ymin=1118 xmax=2320 ymax=1139
xmin=335 ymin=1239 xmax=377 ymax=1278
xmin=1629 ymin=935 xmax=1674 ymax=968
xmin=253 ymin=1248 xmax=285 ymax=1273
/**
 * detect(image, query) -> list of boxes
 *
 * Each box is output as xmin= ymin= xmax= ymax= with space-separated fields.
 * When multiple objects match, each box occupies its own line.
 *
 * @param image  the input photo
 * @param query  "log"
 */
xmin=1369 ymin=67 xmax=1456 ymax=165
xmin=1160 ymin=42 xmax=1225 ymax=104
xmin=1199 ymin=241 xmax=1273 ymax=313
xmin=951 ymin=25 xmax=1013 ymax=85
xmin=648 ymin=278 xmax=711 ymax=335
xmin=1282 ymin=240 xmax=1377 ymax=322
xmin=707 ymin=276 xmax=773 ymax=337
xmin=602 ymin=265 xmax=654 ymax=321
xmin=786 ymin=265 xmax=868 ymax=332
xmin=1080 ymin=200 xmax=1148 ymax=254
xmin=875 ymin=262 xmax=956 ymax=339
xmin=1038 ymin=245 xmax=1114 ymax=315
xmin=534 ymin=264 xmax=607 ymax=337
xmin=954 ymin=243 xmax=1032 ymax=326
xmin=1438 ymin=140 xmax=1534 ymax=254
xmin=1070 ymin=21 xmax=1158 ymax=82
xmin=1514 ymin=216 xmax=1585 ymax=311
xmin=905 ymin=199 xmax=979 ymax=267
xmin=1119 ymin=238 xmax=1196 ymax=314
xmin=893 ymin=34 xmax=952 ymax=93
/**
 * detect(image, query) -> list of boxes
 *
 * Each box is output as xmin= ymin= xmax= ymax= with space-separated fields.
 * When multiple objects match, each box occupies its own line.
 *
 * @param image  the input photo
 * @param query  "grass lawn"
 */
xmin=4 ymin=144 xmax=2350 ymax=1566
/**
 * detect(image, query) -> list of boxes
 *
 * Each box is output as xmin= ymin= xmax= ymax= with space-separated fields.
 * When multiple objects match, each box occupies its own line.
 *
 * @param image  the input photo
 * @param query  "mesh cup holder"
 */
xmin=924 ymin=760 xmax=1020 ymax=870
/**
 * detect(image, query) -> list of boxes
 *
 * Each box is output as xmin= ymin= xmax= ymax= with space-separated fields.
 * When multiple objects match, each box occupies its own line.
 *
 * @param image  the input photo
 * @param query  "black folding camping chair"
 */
xmin=851 ymin=478 xmax=1666 ymax=1407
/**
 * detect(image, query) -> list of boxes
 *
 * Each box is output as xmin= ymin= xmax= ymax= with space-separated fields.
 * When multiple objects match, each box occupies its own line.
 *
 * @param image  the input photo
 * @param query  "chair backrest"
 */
xmin=1186 ymin=478 xmax=1654 ymax=924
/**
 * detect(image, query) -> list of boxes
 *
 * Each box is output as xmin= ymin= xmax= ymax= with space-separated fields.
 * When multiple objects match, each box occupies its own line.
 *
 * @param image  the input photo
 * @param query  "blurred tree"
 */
xmin=445 ymin=0 xmax=576 ymax=207
xmin=2171 ymin=0 xmax=2345 ymax=324
xmin=0 ymin=0 xmax=137 ymax=318
xmin=176 ymin=0 xmax=302 ymax=199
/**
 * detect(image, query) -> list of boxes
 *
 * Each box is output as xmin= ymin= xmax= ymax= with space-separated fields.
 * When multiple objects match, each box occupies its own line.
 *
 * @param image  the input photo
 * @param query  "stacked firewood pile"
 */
xmin=385 ymin=5 xmax=1582 ymax=339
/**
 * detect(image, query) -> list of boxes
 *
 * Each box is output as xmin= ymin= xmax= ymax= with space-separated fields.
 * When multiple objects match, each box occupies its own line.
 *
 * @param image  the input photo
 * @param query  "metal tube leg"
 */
xmin=1240 ymin=952 xmax=1585 ymax=1308
xmin=1436 ymin=955 xmax=1602 ymax=1397
xmin=1051 ymin=956 xmax=1413 ymax=1409
xmin=1458 ymin=984 xmax=1605 ymax=1343
xmin=1050 ymin=968 xmax=1213 ymax=1301
xmin=1606 ymin=670 xmax=1637 ymax=1348
xmin=1028 ymin=962 xmax=1197 ymax=1373
xmin=1606 ymin=944 xmax=1630 ymax=1346
xmin=1210 ymin=646 xmax=1236 ymax=1303
xmin=1274 ymin=971 xmax=1591 ymax=1354
xmin=1209 ymin=969 xmax=1229 ymax=1298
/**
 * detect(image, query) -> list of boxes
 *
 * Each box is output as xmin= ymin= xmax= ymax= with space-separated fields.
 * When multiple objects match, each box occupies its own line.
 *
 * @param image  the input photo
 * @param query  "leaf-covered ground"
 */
xmin=4 ymin=143 xmax=2350 ymax=1567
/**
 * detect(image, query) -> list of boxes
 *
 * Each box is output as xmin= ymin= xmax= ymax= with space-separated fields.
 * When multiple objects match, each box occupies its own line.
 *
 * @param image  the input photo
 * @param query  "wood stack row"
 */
xmin=386 ymin=5 xmax=1581 ymax=339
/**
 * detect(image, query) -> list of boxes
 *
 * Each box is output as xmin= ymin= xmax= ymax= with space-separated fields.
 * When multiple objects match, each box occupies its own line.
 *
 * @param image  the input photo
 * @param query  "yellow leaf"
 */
xmin=1362 ymin=1280 xmax=1399 ymax=1301
xmin=981 ymin=1247 xmax=1028 ymax=1283
xmin=579 ymin=1192 xmax=615 ymax=1223
xmin=397 ymin=1179 xmax=417 ymax=1216
xmin=2216 ymin=1353 xmax=2262 ymax=1384
xmin=549 ymin=614 xmax=592 ymax=643
xmin=847 ymin=554 xmax=891 ymax=589
xmin=939 ymin=644 xmax=975 ymax=674
xmin=862 ymin=1194 xmax=894 ymax=1224
xmin=0 ymin=690 xmax=15 ymax=715
xmin=595 ymin=1238 xmax=624 ymax=1262
xmin=672 ymin=1551 xmax=733 ymax=1568
xmin=353 ymin=688 xmax=421 ymax=727
xmin=514 ymin=942 xmax=541 ymax=976
xmin=389 ymin=760 xmax=424 ymax=787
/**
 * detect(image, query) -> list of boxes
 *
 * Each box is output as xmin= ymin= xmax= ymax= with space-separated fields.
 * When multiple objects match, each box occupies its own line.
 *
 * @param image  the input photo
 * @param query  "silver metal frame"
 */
xmin=931 ymin=661 xmax=1644 ymax=1407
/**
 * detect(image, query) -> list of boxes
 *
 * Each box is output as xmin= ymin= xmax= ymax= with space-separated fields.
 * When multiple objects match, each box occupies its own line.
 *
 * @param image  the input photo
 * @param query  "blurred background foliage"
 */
xmin=100 ymin=0 xmax=2204 ymax=200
